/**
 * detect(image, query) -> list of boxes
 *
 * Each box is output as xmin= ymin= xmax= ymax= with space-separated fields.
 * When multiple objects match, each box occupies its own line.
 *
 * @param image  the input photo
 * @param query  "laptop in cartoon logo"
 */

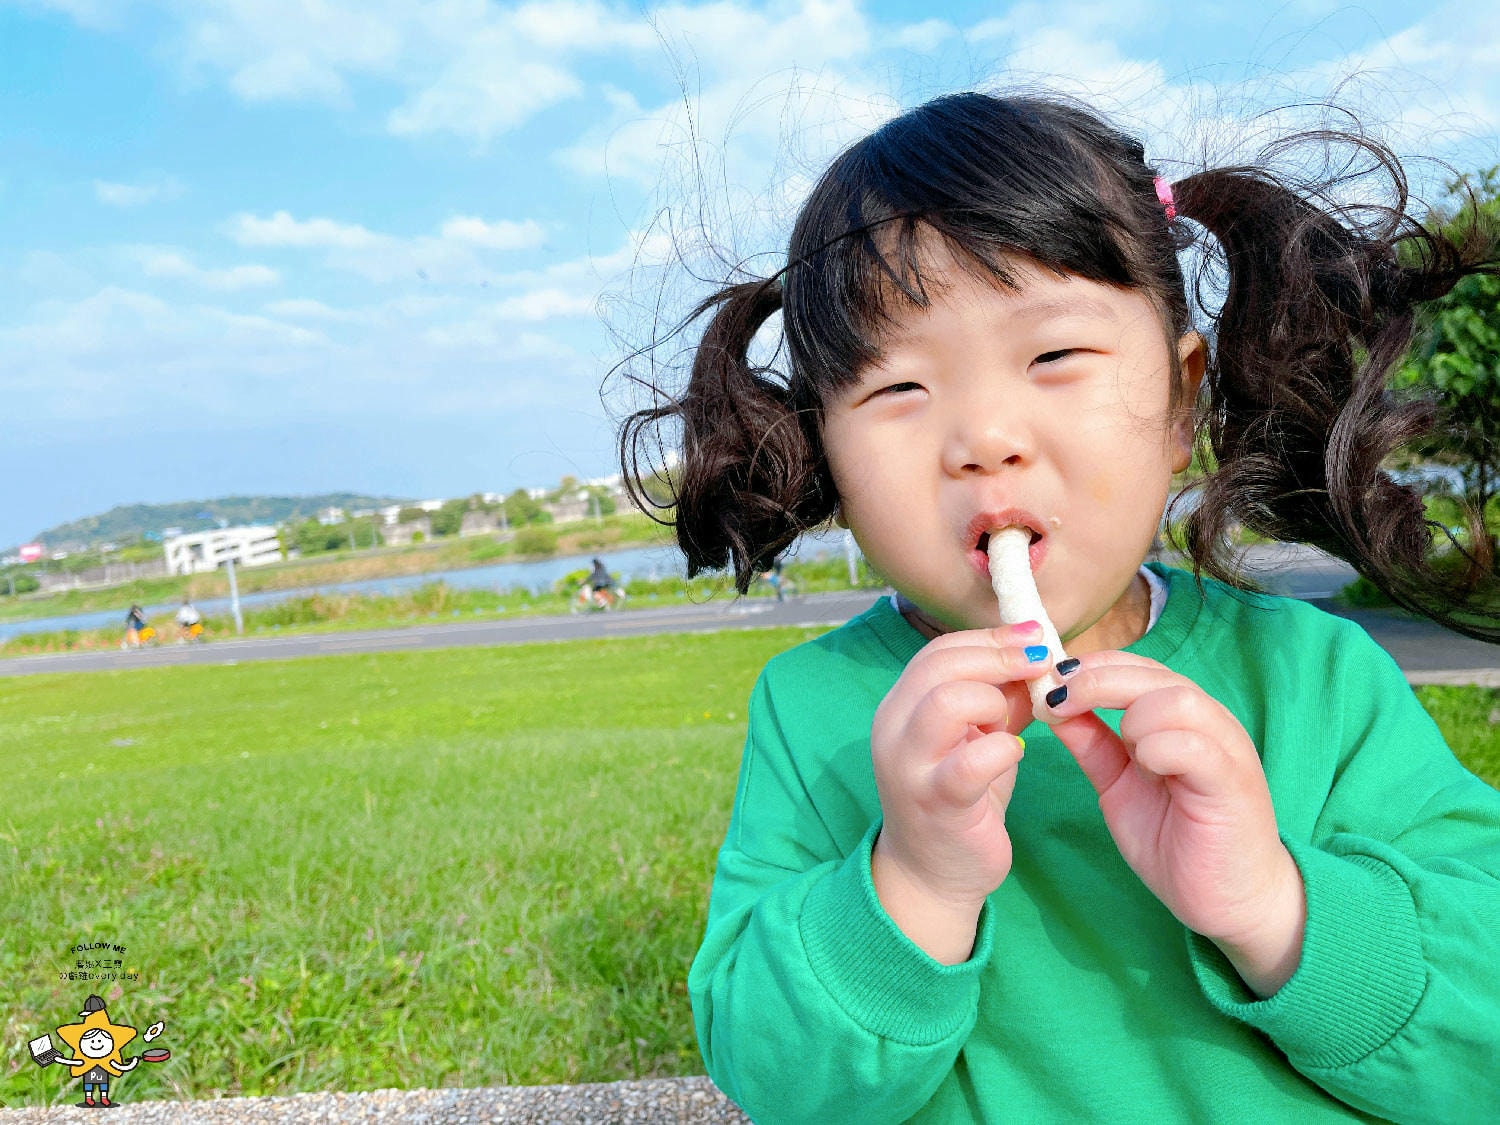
xmin=33 ymin=994 xmax=171 ymax=1108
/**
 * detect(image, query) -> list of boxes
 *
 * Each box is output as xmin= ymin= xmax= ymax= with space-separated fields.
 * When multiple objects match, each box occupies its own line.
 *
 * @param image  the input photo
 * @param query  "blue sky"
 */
xmin=1 ymin=0 xmax=1495 ymax=549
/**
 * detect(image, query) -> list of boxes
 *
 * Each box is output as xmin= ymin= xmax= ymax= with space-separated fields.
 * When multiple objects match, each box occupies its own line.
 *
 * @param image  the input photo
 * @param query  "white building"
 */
xmin=164 ymin=526 xmax=283 ymax=575
xmin=378 ymin=499 xmax=442 ymax=525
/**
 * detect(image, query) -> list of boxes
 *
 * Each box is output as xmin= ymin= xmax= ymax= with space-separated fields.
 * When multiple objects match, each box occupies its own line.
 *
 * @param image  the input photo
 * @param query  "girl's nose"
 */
xmin=940 ymin=398 xmax=1032 ymax=476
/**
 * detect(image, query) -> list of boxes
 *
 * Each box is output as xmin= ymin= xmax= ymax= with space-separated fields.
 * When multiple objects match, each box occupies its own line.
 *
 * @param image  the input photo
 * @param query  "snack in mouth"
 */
xmin=987 ymin=526 xmax=1068 ymax=724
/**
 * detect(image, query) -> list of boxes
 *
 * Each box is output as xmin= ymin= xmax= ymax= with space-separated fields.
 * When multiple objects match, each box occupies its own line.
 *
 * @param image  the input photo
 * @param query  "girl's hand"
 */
xmin=1045 ymin=652 xmax=1306 ymax=996
xmin=869 ymin=622 xmax=1053 ymax=964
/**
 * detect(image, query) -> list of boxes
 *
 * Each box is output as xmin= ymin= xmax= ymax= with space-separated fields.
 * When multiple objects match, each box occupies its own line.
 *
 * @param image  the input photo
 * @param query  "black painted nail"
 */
xmin=1055 ymin=658 xmax=1081 ymax=676
xmin=1045 ymin=684 xmax=1068 ymax=709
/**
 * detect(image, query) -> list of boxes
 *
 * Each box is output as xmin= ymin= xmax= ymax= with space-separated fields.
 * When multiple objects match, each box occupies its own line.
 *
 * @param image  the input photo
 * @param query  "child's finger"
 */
xmin=885 ymin=643 xmax=1060 ymax=722
xmin=901 ymin=680 xmax=1014 ymax=755
xmin=1050 ymin=711 xmax=1131 ymax=795
xmin=1128 ymin=729 xmax=1232 ymax=797
xmin=929 ymin=730 xmax=1025 ymax=807
xmin=922 ymin=622 xmax=1046 ymax=653
xmin=911 ymin=631 xmax=1059 ymax=679
xmin=1040 ymin=660 xmax=1191 ymax=719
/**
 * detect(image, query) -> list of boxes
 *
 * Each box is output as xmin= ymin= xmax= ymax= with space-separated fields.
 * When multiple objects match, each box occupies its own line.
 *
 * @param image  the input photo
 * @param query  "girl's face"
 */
xmin=822 ymin=247 xmax=1202 ymax=652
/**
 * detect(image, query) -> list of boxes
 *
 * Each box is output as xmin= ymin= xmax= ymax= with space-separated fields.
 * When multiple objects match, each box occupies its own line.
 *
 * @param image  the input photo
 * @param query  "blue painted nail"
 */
xmin=1045 ymin=684 xmax=1068 ymax=709
xmin=1024 ymin=644 xmax=1049 ymax=663
xmin=1055 ymin=657 xmax=1081 ymax=676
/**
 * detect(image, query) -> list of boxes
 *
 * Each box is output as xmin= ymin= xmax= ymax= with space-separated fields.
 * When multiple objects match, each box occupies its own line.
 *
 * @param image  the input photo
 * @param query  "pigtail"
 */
xmin=1171 ymin=139 xmax=1500 ymax=640
xmin=618 ymin=279 xmax=835 ymax=593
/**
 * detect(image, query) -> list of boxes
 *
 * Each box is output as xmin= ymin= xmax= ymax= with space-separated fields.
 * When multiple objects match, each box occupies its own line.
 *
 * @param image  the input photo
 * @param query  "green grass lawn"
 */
xmin=2 ymin=633 xmax=1497 ymax=1108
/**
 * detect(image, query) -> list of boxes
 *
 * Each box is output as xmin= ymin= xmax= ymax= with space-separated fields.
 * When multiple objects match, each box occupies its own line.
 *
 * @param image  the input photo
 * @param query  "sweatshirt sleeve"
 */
xmin=1187 ymin=623 xmax=1500 ymax=1121
xmin=688 ymin=673 xmax=994 ymax=1125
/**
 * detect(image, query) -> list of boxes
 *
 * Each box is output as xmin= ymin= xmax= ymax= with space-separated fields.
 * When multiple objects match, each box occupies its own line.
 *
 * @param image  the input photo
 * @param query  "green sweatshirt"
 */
xmin=689 ymin=566 xmax=1500 ymax=1123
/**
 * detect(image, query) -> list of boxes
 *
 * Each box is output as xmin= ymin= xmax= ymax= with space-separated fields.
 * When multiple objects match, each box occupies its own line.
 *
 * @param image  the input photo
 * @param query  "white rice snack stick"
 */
xmin=987 ymin=527 xmax=1069 ymax=724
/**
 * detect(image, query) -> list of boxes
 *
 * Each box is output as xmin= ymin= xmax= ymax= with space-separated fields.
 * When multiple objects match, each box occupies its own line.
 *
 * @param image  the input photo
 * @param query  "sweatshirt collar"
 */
xmin=861 ymin=563 xmax=1205 ymax=668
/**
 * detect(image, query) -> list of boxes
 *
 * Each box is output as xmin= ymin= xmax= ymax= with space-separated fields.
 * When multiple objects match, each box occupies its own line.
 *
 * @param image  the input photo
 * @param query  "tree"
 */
xmin=291 ymin=518 xmax=346 ymax=556
xmin=1395 ymin=167 xmax=1500 ymax=534
xmin=430 ymin=499 xmax=467 ymax=538
xmin=503 ymin=489 xmax=546 ymax=526
xmin=584 ymin=486 xmax=617 ymax=517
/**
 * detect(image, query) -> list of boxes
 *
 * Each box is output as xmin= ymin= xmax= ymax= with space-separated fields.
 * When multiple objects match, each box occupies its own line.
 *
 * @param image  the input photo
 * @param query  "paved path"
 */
xmin=4 ymin=544 xmax=1497 ymax=682
xmin=0 ymin=591 xmax=876 ymax=677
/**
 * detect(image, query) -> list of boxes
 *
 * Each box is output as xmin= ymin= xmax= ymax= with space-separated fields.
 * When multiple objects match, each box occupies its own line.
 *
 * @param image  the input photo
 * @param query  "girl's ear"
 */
xmin=1171 ymin=331 xmax=1207 ymax=473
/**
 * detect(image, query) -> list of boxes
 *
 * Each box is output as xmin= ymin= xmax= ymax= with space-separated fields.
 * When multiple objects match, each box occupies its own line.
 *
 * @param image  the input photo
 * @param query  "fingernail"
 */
xmin=1016 ymin=736 xmax=1026 ymax=752
xmin=1045 ymin=684 xmax=1068 ymax=709
xmin=1013 ymin=619 xmax=1043 ymax=636
xmin=1055 ymin=657 xmax=1081 ymax=676
xmin=1024 ymin=644 xmax=1049 ymax=663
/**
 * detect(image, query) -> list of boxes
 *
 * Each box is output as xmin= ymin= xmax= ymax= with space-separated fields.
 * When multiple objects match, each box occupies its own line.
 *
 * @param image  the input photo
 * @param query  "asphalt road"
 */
xmin=0 ymin=591 xmax=879 ymax=677
xmin=4 ymin=576 xmax=1498 ymax=682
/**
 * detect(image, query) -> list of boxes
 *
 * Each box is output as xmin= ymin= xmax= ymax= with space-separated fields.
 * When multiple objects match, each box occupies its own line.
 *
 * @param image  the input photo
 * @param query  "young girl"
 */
xmin=620 ymin=92 xmax=1500 ymax=1122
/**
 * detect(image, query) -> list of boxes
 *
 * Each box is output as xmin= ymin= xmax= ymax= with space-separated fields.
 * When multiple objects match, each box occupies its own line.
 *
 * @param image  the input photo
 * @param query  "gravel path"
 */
xmin=0 ymin=1077 xmax=750 ymax=1124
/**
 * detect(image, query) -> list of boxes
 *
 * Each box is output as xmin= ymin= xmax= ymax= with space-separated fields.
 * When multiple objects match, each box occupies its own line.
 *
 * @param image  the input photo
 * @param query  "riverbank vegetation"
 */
xmin=0 ymin=511 xmax=676 ymax=625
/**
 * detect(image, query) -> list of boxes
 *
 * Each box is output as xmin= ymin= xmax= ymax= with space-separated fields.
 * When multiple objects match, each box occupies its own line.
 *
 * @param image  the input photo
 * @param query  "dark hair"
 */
xmin=619 ymin=91 xmax=1500 ymax=639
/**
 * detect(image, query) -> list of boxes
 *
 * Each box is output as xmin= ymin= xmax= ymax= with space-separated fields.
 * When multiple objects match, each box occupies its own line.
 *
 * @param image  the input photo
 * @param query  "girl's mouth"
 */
xmin=969 ymin=514 xmax=1046 ymax=578
xmin=974 ymin=527 xmax=1041 ymax=555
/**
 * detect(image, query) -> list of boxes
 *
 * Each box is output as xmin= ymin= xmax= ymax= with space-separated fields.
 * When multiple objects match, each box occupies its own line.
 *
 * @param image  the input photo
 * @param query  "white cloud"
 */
xmin=16 ymin=249 xmax=99 ymax=297
xmin=969 ymin=0 xmax=1154 ymax=44
xmin=885 ymin=19 xmax=953 ymax=54
xmin=228 ymin=211 xmax=381 ymax=250
xmin=1324 ymin=3 xmax=1500 ymax=146
xmin=94 ymin=177 xmax=185 ymax=208
xmin=8 ymin=287 xmax=175 ymax=357
xmin=439 ymin=216 xmax=546 ymax=250
xmin=19 ymin=0 xmax=119 ymax=31
xmin=377 ymin=0 xmax=660 ymax=140
xmin=174 ymin=0 xmax=406 ymax=104
xmin=226 ymin=209 xmax=547 ymax=284
xmin=159 ymin=0 xmax=625 ymax=139
xmin=202 ymin=307 xmax=325 ymax=349
xmin=262 ymin=298 xmax=363 ymax=321
xmin=493 ymin=288 xmax=598 ymax=321
xmin=134 ymin=247 xmax=280 ymax=291
xmin=989 ymin=28 xmax=1171 ymax=114
xmin=155 ymin=0 xmax=892 ymax=148
xmin=508 ymin=0 xmax=657 ymax=53
xmin=386 ymin=56 xmax=583 ymax=139
xmin=0 ymin=286 xmax=325 ymax=421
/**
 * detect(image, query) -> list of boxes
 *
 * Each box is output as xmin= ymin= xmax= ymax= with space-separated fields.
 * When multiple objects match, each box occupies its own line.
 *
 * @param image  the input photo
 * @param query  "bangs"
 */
xmin=781 ymin=93 xmax=1183 ymax=397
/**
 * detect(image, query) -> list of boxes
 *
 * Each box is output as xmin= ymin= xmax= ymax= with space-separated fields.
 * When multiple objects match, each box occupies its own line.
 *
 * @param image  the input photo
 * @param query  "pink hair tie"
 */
xmin=1154 ymin=176 xmax=1176 ymax=221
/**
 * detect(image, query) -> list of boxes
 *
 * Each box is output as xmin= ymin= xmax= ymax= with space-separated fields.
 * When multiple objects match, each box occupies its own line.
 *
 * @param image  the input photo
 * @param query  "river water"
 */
xmin=0 ymin=531 xmax=859 ymax=642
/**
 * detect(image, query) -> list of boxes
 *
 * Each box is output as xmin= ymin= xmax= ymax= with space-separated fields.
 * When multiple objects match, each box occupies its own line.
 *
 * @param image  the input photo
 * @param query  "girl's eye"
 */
xmin=1033 ymin=349 xmax=1075 ymax=365
xmin=875 ymin=381 xmax=924 ymax=396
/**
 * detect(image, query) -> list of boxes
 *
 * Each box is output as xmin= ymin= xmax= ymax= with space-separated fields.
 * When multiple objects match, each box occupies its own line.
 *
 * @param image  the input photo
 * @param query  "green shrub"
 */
xmin=3 ymin=572 xmax=40 ymax=596
xmin=513 ymin=526 xmax=558 ymax=556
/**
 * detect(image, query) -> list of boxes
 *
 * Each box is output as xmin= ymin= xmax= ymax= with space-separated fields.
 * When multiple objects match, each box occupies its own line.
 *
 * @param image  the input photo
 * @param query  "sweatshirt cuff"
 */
xmin=799 ymin=822 xmax=993 ymax=1046
xmin=1187 ymin=835 xmax=1425 ymax=1070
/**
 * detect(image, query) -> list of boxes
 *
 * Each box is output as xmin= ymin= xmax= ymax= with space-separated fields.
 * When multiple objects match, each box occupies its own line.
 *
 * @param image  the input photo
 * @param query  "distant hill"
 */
xmin=32 ymin=493 xmax=412 ymax=550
